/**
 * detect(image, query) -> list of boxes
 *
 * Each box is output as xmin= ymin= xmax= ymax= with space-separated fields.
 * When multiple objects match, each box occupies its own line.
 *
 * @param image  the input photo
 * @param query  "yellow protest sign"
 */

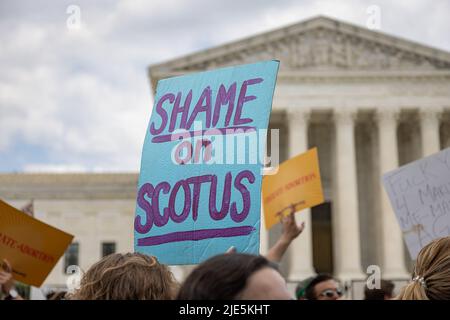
xmin=262 ymin=147 xmax=324 ymax=229
xmin=0 ymin=199 xmax=74 ymax=287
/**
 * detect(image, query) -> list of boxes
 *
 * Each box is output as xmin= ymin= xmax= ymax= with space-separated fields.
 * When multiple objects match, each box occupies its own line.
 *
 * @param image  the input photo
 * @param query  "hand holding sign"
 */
xmin=0 ymin=259 xmax=14 ymax=294
xmin=266 ymin=209 xmax=306 ymax=263
xmin=0 ymin=259 xmax=23 ymax=300
xmin=280 ymin=211 xmax=305 ymax=243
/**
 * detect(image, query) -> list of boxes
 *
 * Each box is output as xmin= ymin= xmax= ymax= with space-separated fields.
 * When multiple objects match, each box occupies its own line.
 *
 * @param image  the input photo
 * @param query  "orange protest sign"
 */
xmin=0 ymin=199 xmax=74 ymax=287
xmin=262 ymin=147 xmax=324 ymax=229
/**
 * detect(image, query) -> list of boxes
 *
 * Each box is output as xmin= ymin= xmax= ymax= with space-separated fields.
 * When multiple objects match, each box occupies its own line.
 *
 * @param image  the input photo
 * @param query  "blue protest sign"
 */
xmin=134 ymin=60 xmax=279 ymax=264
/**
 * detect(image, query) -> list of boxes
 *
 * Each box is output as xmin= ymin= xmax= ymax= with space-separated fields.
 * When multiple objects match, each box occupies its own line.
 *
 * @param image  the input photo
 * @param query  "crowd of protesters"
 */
xmin=2 ymin=210 xmax=450 ymax=300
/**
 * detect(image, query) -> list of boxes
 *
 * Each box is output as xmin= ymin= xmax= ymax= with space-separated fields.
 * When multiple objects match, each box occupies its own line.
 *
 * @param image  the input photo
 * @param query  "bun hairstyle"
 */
xmin=397 ymin=236 xmax=450 ymax=300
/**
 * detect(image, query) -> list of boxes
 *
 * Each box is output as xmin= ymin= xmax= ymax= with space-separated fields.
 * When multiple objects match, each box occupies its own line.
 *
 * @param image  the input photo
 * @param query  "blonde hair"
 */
xmin=71 ymin=252 xmax=178 ymax=300
xmin=397 ymin=236 xmax=450 ymax=300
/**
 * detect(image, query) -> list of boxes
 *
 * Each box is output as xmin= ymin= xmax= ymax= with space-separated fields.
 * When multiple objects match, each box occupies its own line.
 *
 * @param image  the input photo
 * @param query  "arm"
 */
xmin=266 ymin=209 xmax=305 ymax=263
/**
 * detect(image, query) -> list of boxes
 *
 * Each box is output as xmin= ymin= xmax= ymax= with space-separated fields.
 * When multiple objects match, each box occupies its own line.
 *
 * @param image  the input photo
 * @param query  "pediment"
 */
xmin=149 ymin=16 xmax=450 ymax=88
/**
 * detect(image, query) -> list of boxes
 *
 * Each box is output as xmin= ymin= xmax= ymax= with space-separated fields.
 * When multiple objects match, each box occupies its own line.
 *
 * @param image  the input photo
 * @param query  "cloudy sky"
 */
xmin=1 ymin=0 xmax=449 ymax=173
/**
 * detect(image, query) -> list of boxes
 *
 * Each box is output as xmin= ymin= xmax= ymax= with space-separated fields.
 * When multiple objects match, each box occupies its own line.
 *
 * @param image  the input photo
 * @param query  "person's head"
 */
xmin=364 ymin=280 xmax=395 ymax=300
xmin=71 ymin=252 xmax=178 ymax=300
xmin=397 ymin=236 xmax=450 ymax=300
xmin=304 ymin=274 xmax=343 ymax=300
xmin=176 ymin=253 xmax=291 ymax=300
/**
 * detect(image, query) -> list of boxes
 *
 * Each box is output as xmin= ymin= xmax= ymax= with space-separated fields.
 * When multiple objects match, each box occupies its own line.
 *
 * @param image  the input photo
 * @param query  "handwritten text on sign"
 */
xmin=134 ymin=61 xmax=279 ymax=264
xmin=382 ymin=147 xmax=450 ymax=259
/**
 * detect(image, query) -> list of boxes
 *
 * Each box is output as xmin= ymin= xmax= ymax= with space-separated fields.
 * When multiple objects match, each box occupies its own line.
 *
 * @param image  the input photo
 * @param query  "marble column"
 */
xmin=420 ymin=107 xmax=441 ymax=156
xmin=377 ymin=108 xmax=409 ymax=279
xmin=286 ymin=109 xmax=315 ymax=281
xmin=333 ymin=108 xmax=365 ymax=281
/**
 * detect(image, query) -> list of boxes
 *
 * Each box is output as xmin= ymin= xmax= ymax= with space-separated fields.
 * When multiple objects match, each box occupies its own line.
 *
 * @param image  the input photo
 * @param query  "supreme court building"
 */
xmin=1 ymin=16 xmax=450 ymax=296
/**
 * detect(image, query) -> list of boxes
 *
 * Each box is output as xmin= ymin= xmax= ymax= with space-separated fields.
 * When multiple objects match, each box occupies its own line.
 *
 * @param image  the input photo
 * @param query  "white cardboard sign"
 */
xmin=382 ymin=147 xmax=450 ymax=259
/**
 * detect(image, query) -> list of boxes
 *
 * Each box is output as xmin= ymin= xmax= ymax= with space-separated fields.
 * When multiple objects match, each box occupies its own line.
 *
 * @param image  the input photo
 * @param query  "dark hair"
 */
xmin=304 ymin=273 xmax=335 ymax=300
xmin=176 ymin=253 xmax=278 ymax=300
xmin=364 ymin=280 xmax=395 ymax=300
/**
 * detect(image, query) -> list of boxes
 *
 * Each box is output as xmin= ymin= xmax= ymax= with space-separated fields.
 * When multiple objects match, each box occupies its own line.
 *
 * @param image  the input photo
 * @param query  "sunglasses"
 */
xmin=319 ymin=288 xmax=344 ymax=298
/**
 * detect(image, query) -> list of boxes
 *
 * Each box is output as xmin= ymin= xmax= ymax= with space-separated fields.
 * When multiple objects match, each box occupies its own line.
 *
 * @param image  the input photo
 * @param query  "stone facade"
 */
xmin=0 ymin=174 xmax=138 ymax=287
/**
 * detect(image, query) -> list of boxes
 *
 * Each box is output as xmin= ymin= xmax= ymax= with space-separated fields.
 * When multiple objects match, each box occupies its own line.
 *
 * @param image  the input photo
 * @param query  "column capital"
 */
xmin=286 ymin=108 xmax=311 ymax=125
xmin=375 ymin=108 xmax=400 ymax=124
xmin=419 ymin=106 xmax=443 ymax=122
xmin=334 ymin=107 xmax=358 ymax=125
